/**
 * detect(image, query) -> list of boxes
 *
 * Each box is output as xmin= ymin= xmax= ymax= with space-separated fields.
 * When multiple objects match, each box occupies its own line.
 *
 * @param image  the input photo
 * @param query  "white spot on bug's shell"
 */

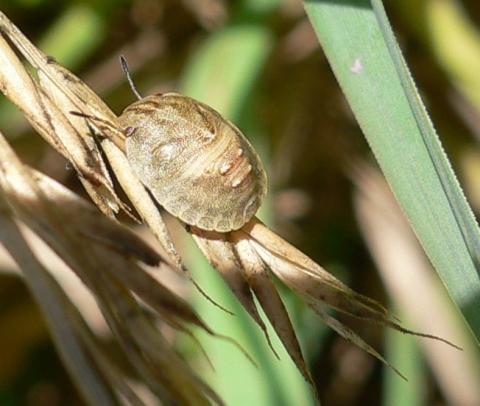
xmin=350 ymin=58 xmax=363 ymax=74
xmin=204 ymin=131 xmax=215 ymax=141
xmin=219 ymin=162 xmax=232 ymax=175
xmin=231 ymin=165 xmax=252 ymax=188
xmin=154 ymin=143 xmax=176 ymax=160
xmin=232 ymin=178 xmax=242 ymax=188
xmin=237 ymin=148 xmax=244 ymax=157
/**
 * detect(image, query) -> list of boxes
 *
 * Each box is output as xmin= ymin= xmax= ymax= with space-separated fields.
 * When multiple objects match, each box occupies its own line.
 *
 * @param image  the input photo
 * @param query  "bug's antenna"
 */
xmin=120 ymin=55 xmax=142 ymax=100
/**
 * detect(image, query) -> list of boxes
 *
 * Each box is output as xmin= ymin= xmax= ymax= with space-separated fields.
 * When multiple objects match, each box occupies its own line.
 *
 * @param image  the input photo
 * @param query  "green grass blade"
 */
xmin=180 ymin=24 xmax=272 ymax=121
xmin=304 ymin=0 xmax=480 ymax=342
xmin=370 ymin=0 xmax=480 ymax=279
xmin=39 ymin=4 xmax=105 ymax=68
xmin=383 ymin=310 xmax=425 ymax=406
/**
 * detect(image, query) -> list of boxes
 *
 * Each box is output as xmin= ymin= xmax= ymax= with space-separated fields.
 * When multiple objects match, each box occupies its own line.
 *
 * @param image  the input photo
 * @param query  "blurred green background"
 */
xmin=1 ymin=0 xmax=480 ymax=405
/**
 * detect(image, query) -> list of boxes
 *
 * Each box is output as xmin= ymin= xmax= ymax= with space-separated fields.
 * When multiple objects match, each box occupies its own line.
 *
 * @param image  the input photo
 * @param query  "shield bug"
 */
xmin=117 ymin=58 xmax=267 ymax=232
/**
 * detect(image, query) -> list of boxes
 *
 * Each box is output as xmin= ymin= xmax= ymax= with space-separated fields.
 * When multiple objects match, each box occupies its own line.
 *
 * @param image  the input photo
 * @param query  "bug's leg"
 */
xmin=69 ymin=110 xmax=126 ymax=151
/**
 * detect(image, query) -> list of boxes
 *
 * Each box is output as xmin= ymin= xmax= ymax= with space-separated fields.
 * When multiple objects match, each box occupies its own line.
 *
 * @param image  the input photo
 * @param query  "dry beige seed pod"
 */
xmin=118 ymin=92 xmax=267 ymax=232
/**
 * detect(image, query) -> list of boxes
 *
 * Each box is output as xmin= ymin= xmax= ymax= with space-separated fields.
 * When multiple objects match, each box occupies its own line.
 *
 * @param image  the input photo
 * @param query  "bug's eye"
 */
xmin=124 ymin=126 xmax=136 ymax=137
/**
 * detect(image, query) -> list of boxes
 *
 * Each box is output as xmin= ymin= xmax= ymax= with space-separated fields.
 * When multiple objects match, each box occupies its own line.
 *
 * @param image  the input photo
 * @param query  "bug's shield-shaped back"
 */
xmin=121 ymin=93 xmax=267 ymax=232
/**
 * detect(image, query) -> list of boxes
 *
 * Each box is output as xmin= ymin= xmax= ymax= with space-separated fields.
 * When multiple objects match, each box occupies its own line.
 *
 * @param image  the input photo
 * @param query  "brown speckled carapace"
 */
xmin=119 ymin=93 xmax=267 ymax=232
